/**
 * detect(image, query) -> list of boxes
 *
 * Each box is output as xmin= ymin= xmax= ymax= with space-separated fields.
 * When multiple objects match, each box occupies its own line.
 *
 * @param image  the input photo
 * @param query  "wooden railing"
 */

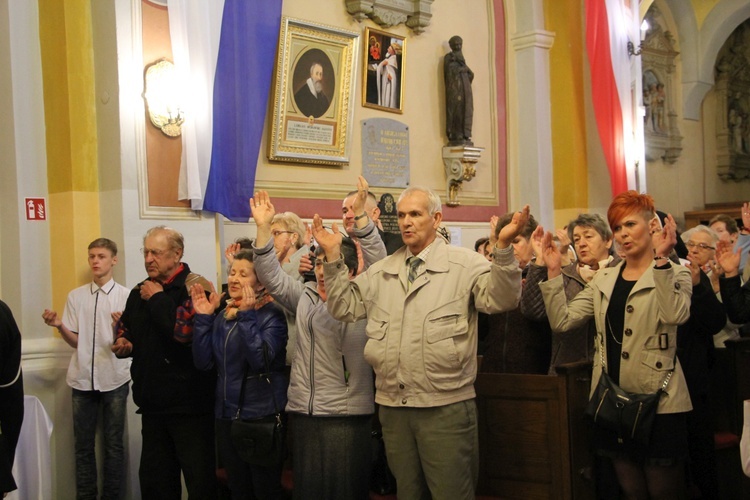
xmin=684 ymin=202 xmax=743 ymax=229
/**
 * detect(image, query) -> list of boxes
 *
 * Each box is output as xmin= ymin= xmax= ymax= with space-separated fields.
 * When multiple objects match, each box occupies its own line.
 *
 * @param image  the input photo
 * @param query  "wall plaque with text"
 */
xmin=378 ymin=193 xmax=400 ymax=234
xmin=361 ymin=118 xmax=409 ymax=189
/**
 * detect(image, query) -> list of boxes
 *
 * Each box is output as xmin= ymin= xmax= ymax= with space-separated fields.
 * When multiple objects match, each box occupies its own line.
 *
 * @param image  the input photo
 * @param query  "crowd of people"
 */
xmin=1 ymin=183 xmax=748 ymax=499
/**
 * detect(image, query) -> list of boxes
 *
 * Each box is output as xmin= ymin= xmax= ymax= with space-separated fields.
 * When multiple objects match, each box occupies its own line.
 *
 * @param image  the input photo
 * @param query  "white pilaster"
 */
xmin=505 ymin=0 xmax=555 ymax=228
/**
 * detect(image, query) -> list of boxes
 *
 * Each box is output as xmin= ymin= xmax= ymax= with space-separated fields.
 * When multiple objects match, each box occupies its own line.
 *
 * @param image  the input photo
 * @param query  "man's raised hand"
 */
xmin=496 ymin=205 xmax=530 ymax=249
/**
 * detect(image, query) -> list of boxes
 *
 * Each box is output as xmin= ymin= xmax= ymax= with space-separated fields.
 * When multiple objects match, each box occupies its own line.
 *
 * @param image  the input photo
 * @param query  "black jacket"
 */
xmin=677 ymin=271 xmax=726 ymax=397
xmin=119 ymin=263 xmax=215 ymax=415
xmin=720 ymin=274 xmax=750 ymax=325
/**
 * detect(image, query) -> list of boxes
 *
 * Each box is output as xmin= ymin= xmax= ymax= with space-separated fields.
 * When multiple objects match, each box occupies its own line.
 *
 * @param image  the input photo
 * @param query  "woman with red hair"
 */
xmin=538 ymin=191 xmax=693 ymax=498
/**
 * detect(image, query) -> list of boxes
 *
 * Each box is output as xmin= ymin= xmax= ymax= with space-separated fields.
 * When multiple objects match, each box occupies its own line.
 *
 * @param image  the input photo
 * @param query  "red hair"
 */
xmin=607 ymin=191 xmax=655 ymax=231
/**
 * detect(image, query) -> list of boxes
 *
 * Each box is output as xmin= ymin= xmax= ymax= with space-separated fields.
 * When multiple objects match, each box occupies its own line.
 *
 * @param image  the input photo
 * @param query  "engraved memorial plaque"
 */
xmin=378 ymin=193 xmax=399 ymax=235
xmin=361 ymin=118 xmax=410 ymax=189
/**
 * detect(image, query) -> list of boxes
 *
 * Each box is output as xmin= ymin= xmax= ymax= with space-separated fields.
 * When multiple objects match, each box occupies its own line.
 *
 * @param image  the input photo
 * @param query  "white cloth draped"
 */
xmin=168 ymin=0 xmax=225 ymax=210
xmin=7 ymin=396 xmax=53 ymax=500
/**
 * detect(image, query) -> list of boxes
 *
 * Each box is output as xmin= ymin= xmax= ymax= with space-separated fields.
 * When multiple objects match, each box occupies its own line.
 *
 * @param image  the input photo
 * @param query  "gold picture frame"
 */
xmin=268 ymin=17 xmax=359 ymax=165
xmin=362 ymin=27 xmax=405 ymax=114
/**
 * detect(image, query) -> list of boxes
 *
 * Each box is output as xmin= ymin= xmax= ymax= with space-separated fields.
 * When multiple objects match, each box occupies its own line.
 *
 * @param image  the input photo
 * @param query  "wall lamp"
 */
xmin=627 ymin=41 xmax=642 ymax=57
xmin=143 ymin=59 xmax=184 ymax=137
xmin=627 ymin=19 xmax=650 ymax=57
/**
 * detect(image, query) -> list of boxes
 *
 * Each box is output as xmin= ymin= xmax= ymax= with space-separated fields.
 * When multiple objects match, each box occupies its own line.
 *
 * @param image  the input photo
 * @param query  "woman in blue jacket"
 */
xmin=191 ymin=250 xmax=288 ymax=500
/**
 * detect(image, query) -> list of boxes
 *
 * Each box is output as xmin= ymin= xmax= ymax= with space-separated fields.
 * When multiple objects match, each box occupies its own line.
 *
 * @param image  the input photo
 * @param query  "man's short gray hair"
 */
xmin=398 ymin=187 xmax=442 ymax=216
xmin=309 ymin=62 xmax=323 ymax=76
xmin=144 ymin=226 xmax=185 ymax=256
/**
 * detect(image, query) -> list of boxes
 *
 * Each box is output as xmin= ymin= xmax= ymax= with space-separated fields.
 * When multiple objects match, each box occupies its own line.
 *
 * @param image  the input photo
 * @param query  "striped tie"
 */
xmin=407 ymin=256 xmax=420 ymax=284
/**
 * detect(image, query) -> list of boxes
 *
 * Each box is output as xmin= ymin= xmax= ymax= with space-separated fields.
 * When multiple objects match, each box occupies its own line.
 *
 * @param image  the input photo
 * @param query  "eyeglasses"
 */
xmin=140 ymin=248 xmax=168 ymax=257
xmin=685 ymin=241 xmax=715 ymax=251
xmin=271 ymin=230 xmax=294 ymax=237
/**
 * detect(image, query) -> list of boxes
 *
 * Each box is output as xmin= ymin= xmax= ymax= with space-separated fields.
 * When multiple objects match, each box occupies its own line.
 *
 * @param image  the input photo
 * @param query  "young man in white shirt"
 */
xmin=42 ymin=238 xmax=131 ymax=500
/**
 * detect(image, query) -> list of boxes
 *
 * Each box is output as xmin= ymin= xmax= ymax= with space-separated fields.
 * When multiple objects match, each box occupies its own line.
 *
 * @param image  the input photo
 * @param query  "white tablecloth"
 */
xmin=7 ymin=395 xmax=53 ymax=500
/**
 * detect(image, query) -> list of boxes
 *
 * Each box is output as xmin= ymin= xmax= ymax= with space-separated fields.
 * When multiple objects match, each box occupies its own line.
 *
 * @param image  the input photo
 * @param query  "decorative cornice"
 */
xmin=21 ymin=338 xmax=73 ymax=383
xmin=345 ymin=0 xmax=434 ymax=34
xmin=510 ymin=30 xmax=555 ymax=51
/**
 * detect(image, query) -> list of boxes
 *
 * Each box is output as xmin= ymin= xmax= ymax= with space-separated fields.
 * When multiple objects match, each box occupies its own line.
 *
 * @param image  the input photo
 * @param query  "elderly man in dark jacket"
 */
xmin=113 ymin=226 xmax=216 ymax=499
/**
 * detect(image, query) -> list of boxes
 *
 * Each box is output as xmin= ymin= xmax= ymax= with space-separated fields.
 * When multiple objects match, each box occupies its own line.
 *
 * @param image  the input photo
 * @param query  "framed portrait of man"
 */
xmin=268 ymin=17 xmax=359 ymax=165
xmin=362 ymin=27 xmax=406 ymax=114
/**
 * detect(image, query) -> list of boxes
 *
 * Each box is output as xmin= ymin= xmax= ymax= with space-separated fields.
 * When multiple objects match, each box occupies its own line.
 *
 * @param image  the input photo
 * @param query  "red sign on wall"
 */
xmin=25 ymin=198 xmax=47 ymax=221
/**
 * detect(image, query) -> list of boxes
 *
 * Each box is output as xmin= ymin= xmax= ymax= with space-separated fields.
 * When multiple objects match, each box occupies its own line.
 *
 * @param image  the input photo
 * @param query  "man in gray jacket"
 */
xmin=314 ymin=178 xmax=529 ymax=500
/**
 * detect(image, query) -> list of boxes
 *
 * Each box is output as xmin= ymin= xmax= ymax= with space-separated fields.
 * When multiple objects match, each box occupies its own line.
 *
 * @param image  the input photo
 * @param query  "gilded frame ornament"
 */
xmin=268 ymin=17 xmax=359 ymax=165
xmin=362 ymin=27 xmax=405 ymax=114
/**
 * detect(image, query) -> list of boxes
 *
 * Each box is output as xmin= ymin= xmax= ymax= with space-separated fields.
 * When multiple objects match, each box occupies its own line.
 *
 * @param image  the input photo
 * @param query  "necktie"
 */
xmin=407 ymin=256 xmax=420 ymax=284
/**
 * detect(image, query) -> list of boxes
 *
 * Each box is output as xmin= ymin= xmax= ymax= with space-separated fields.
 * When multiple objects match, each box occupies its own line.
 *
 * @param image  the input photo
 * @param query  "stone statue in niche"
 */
xmin=640 ymin=6 xmax=682 ymax=164
xmin=728 ymin=91 xmax=749 ymax=154
xmin=643 ymin=71 xmax=666 ymax=134
xmin=714 ymin=20 xmax=750 ymax=180
xmin=444 ymin=36 xmax=474 ymax=146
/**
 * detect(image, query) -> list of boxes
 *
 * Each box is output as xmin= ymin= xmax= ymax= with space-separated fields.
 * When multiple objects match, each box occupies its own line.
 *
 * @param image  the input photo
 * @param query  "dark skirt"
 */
xmin=291 ymin=413 xmax=372 ymax=500
xmin=594 ymin=411 xmax=689 ymax=466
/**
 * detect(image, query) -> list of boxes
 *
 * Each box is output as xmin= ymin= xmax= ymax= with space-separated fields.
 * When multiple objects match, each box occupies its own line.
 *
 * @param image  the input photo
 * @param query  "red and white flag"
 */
xmin=586 ymin=0 xmax=643 ymax=195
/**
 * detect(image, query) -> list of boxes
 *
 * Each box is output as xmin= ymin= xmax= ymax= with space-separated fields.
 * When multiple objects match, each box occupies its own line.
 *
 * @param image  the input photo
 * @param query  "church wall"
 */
xmin=642 ymin=0 xmax=749 ymax=225
xmin=4 ymin=0 xmax=748 ymax=497
xmin=251 ymin=0 xmax=504 ymax=219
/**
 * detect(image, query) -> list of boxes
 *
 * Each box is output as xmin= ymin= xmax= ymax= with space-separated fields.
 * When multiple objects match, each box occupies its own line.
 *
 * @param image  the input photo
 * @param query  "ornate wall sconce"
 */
xmin=143 ymin=59 xmax=184 ymax=137
xmin=442 ymin=145 xmax=483 ymax=207
xmin=627 ymin=41 xmax=643 ymax=57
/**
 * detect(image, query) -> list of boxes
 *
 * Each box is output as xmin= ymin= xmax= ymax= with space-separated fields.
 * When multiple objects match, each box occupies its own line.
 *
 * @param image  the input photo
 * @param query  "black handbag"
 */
xmin=230 ymin=342 xmax=285 ymax=466
xmin=584 ymin=329 xmax=674 ymax=446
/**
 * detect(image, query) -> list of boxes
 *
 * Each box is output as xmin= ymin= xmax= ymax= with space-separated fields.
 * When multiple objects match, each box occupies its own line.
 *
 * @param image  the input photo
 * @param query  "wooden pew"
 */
xmin=475 ymin=361 xmax=595 ymax=500
xmin=684 ymin=202 xmax=743 ymax=229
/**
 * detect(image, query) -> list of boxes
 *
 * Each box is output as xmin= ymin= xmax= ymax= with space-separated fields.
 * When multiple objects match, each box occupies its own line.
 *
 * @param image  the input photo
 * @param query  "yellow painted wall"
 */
xmin=545 ymin=0 xmax=589 ymax=227
xmin=38 ymin=0 xmax=102 ymax=313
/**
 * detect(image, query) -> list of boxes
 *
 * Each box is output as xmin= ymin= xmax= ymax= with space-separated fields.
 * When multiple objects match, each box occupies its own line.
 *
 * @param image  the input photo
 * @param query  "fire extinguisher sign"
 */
xmin=25 ymin=198 xmax=47 ymax=221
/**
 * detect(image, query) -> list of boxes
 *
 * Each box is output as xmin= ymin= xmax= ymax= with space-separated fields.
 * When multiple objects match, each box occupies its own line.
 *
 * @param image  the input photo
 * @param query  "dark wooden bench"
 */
xmin=475 ymin=361 xmax=595 ymax=499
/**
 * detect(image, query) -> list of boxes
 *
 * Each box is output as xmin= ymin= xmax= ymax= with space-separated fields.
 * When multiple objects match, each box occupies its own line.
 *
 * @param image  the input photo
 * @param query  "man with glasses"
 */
xmin=113 ymin=226 xmax=216 ymax=499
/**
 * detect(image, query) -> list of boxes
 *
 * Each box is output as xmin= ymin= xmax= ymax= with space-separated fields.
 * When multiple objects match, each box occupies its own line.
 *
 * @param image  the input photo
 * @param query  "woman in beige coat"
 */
xmin=538 ymin=191 xmax=692 ymax=499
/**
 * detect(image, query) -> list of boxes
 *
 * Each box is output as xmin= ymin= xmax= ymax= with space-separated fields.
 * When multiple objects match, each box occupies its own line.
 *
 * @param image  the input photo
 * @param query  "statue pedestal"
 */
xmin=442 ymin=145 xmax=483 ymax=206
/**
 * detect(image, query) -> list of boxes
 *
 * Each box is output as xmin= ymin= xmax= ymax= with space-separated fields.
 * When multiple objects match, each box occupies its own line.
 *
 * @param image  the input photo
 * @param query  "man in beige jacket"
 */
xmin=313 ymin=177 xmax=529 ymax=500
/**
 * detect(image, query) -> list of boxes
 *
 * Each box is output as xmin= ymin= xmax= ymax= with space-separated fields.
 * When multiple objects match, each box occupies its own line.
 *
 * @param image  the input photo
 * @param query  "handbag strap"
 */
xmin=234 ymin=341 xmax=281 ymax=420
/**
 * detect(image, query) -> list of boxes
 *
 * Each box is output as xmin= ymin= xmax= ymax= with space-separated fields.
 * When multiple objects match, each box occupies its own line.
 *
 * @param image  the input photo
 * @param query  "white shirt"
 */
xmin=62 ymin=279 xmax=131 ymax=391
